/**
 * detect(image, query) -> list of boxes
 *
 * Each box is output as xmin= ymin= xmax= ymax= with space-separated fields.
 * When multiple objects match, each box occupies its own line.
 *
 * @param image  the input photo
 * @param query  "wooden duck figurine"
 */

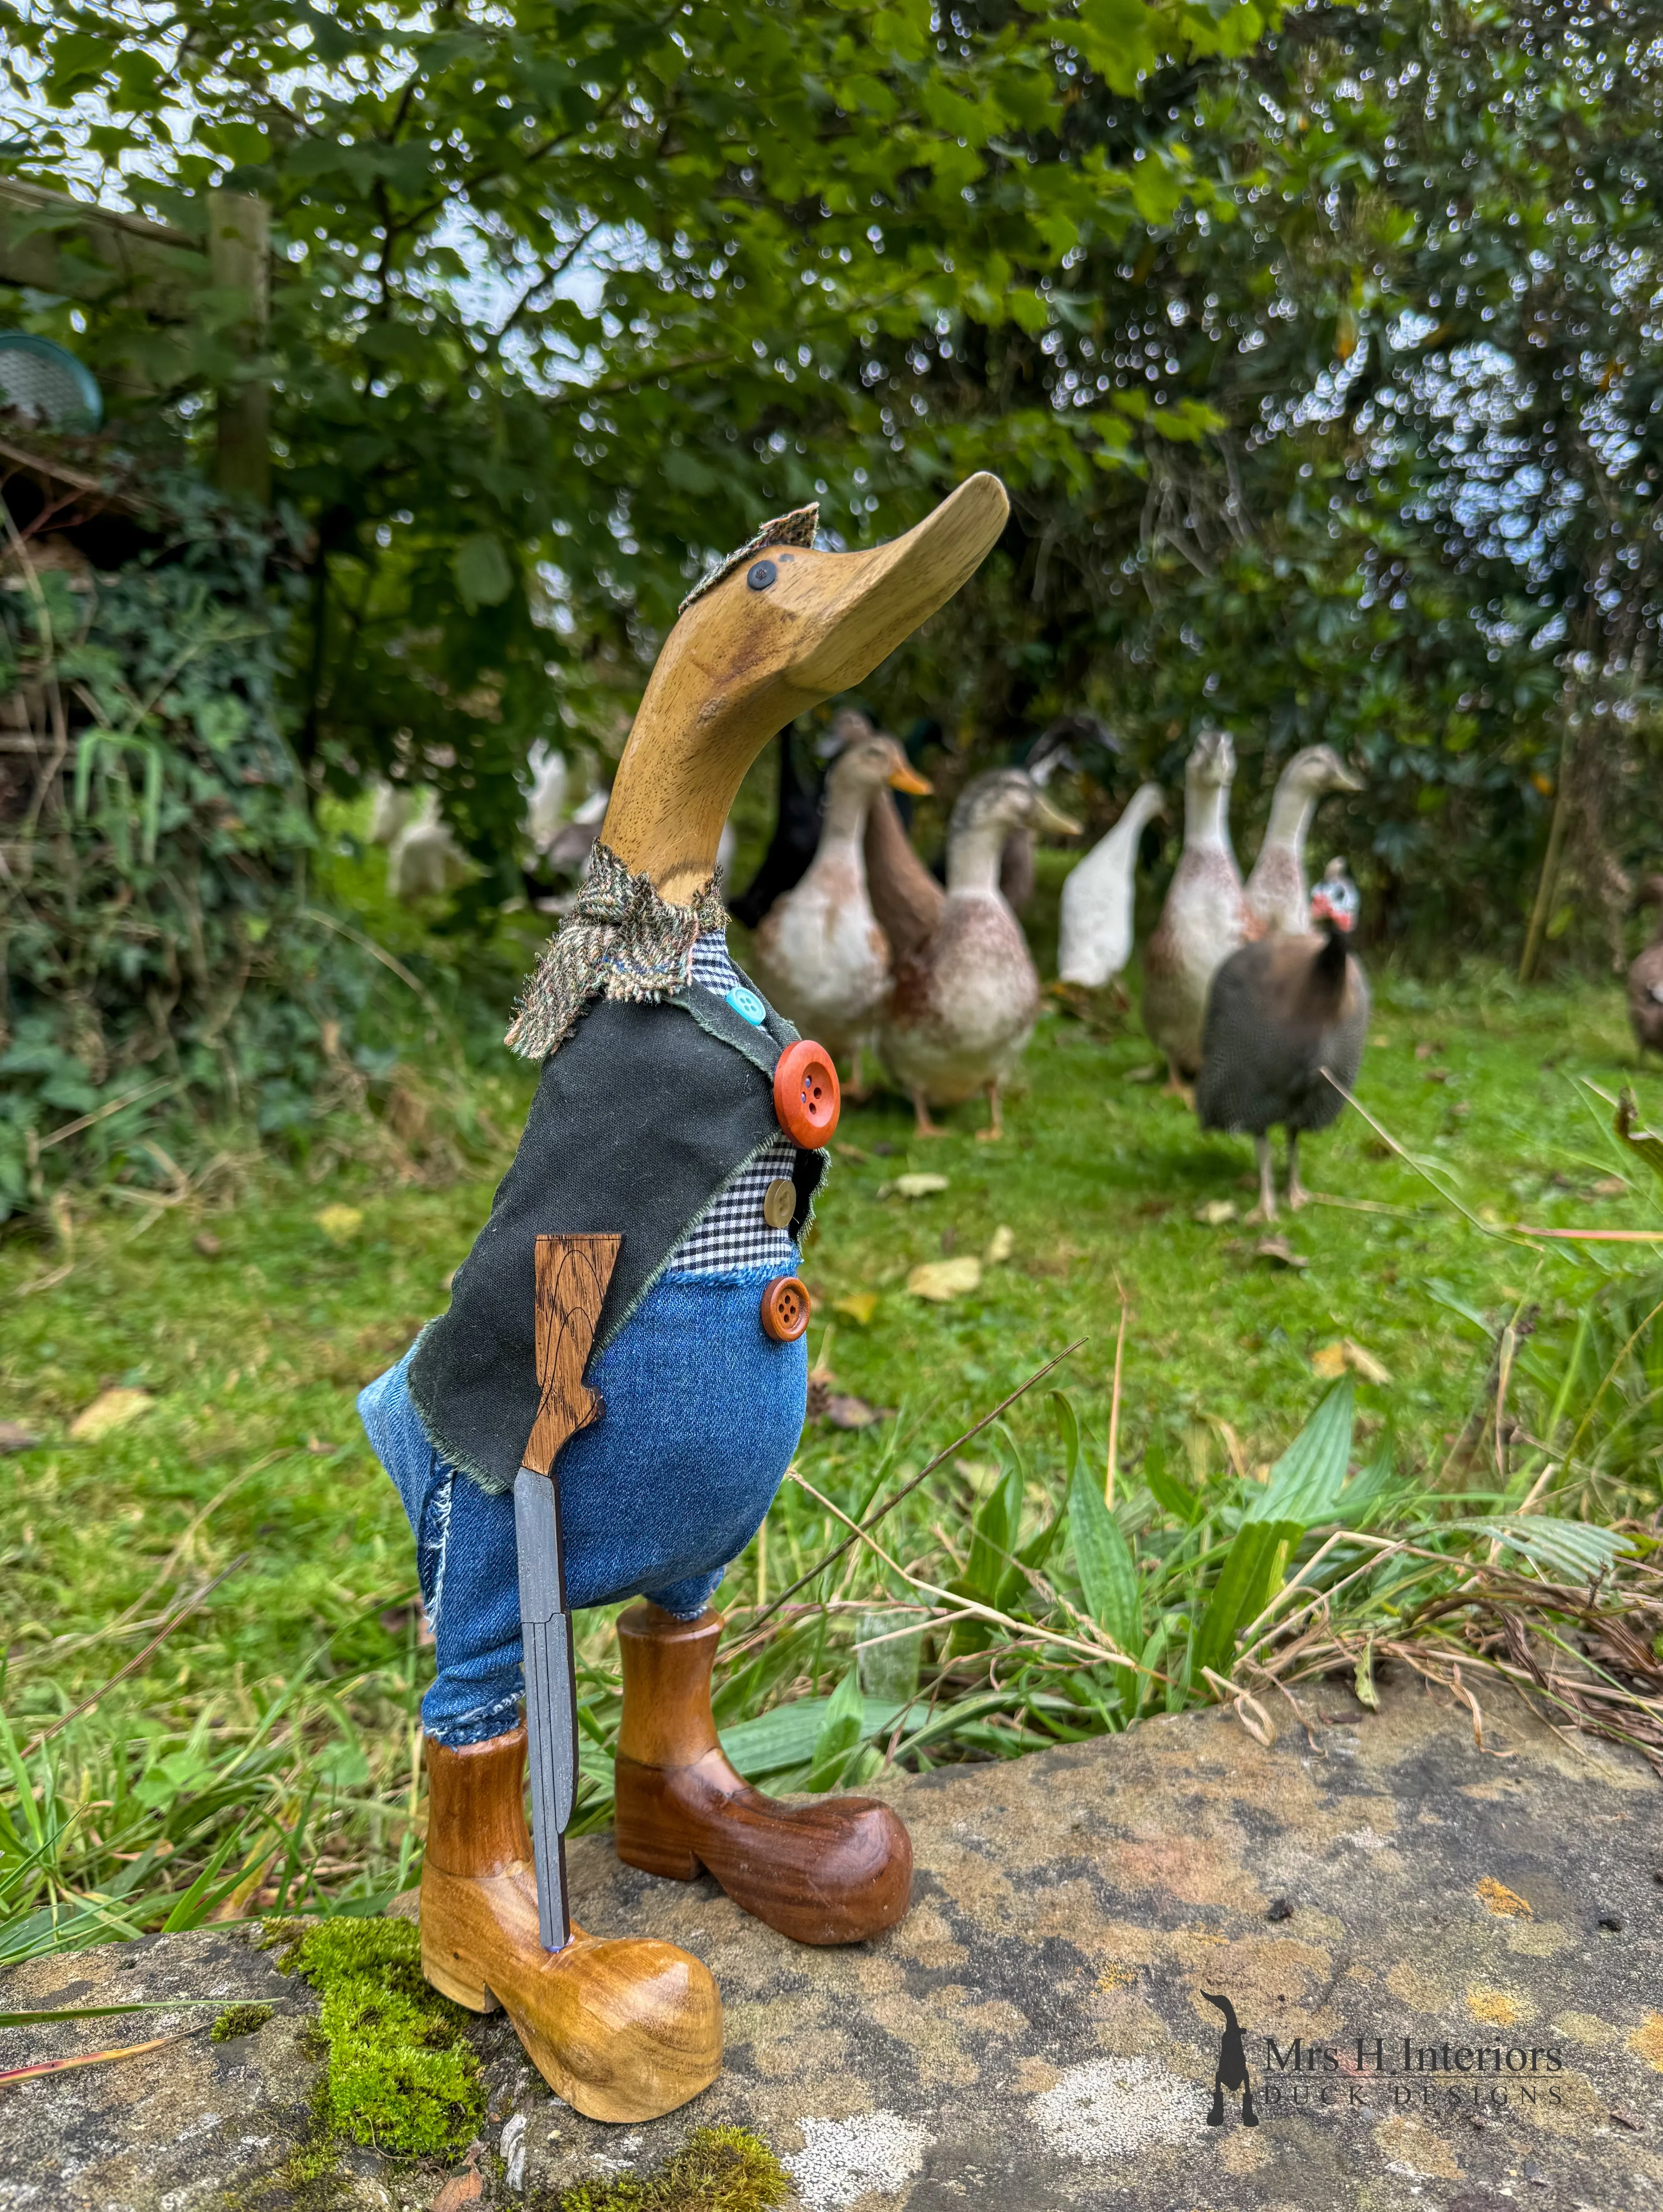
xmin=359 ymin=475 xmax=1010 ymax=2120
xmin=1628 ymin=876 xmax=1663 ymax=1058
xmin=1196 ymin=859 xmax=1369 ymax=1221
xmin=749 ymin=712 xmax=931 ymax=1090
xmin=1057 ymin=782 xmax=1166 ymax=991
xmin=1141 ymin=730 xmax=1249 ymax=1091
xmin=877 ymin=768 xmax=1078 ymax=1138
xmin=1243 ymin=744 xmax=1363 ymax=935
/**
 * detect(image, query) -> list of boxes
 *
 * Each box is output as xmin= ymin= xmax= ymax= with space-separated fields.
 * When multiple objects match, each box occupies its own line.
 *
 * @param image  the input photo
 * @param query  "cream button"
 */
xmin=762 ymin=1177 xmax=796 ymax=1230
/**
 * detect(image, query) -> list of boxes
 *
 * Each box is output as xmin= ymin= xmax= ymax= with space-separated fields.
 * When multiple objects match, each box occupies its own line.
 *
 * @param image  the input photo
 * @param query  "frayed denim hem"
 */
xmin=423 ymin=1688 xmax=524 ymax=1749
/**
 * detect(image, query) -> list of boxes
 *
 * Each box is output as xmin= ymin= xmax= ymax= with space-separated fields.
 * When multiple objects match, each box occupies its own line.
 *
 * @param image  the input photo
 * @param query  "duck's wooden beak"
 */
xmin=603 ymin=474 xmax=1009 ymax=902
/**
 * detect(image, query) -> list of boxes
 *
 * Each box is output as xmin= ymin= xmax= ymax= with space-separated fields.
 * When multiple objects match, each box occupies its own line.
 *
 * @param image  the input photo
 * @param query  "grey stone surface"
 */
xmin=3 ymin=1677 xmax=1661 ymax=2209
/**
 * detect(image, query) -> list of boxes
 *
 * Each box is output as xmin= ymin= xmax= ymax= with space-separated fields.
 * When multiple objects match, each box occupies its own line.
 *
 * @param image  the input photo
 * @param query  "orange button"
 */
xmin=759 ymin=1274 xmax=811 ymax=1344
xmin=773 ymin=1039 xmax=840 ymax=1147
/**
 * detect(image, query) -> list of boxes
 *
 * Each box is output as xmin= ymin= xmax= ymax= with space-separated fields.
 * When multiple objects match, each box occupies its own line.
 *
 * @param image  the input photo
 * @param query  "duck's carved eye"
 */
xmin=746 ymin=560 xmax=778 ymax=592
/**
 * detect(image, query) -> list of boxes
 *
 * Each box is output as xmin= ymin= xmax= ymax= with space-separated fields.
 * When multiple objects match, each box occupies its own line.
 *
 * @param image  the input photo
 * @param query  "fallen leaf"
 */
xmin=1370 ymin=1033 xmax=1390 ymax=1048
xmin=68 ymin=1388 xmax=155 ymax=1442
xmin=192 ymin=1231 xmax=222 ymax=1258
xmin=1311 ymin=1337 xmax=1392 ymax=1385
xmin=892 ymin=1173 xmax=949 ymax=1200
xmin=1256 ymin=1238 xmax=1308 ymax=1269
xmin=833 ymin=1292 xmax=879 ymax=1327
xmin=0 ymin=1422 xmax=40 ymax=1453
xmin=825 ymin=1394 xmax=884 ymax=1430
xmin=306 ymin=1437 xmax=339 ymax=1457
xmin=431 ymin=2169 xmax=484 ymax=2211
xmin=984 ymin=1224 xmax=1015 ymax=1265
xmin=314 ymin=1204 xmax=364 ymax=1243
xmin=1610 ymin=2106 xmax=1645 ymax=2132
xmin=1423 ymin=1068 xmax=1451 ymax=1084
xmin=832 ymin=1143 xmax=870 ymax=1164
xmin=1342 ymin=1337 xmax=1392 ymax=1386
xmin=907 ymin=1256 xmax=982 ymax=1302
xmin=1588 ymin=1175 xmax=1627 ymax=1199
xmin=1123 ymin=1063 xmax=1159 ymax=1084
xmin=1194 ymin=1200 xmax=1237 ymax=1226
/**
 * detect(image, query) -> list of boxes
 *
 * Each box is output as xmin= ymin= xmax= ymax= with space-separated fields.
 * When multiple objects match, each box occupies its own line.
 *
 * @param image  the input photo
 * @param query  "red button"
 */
xmin=773 ymin=1039 xmax=840 ymax=1147
xmin=760 ymin=1274 xmax=812 ymax=1344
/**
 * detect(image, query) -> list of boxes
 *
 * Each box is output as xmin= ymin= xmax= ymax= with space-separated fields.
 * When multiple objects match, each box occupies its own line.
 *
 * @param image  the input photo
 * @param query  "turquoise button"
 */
xmin=726 ymin=985 xmax=767 ymax=1026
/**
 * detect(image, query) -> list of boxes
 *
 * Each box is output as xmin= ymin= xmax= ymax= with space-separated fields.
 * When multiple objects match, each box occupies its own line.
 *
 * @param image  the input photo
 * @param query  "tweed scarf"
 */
xmin=504 ymin=843 xmax=729 ymax=1061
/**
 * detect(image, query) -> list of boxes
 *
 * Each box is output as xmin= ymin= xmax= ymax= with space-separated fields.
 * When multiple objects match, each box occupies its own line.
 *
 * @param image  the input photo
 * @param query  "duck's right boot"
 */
xmin=418 ymin=1726 xmax=721 ymax=2122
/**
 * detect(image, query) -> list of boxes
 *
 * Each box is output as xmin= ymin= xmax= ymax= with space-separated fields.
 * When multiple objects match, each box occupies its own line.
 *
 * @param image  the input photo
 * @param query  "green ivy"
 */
xmin=0 ymin=456 xmax=367 ymax=1219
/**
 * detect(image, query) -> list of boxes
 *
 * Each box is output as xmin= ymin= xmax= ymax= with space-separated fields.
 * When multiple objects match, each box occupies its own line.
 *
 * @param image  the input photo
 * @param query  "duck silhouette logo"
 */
xmin=1201 ymin=1992 xmax=1259 ymax=2127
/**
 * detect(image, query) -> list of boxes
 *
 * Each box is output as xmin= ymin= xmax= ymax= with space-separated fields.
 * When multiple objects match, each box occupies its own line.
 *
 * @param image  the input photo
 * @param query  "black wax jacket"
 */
xmin=407 ymin=980 xmax=826 ymax=1494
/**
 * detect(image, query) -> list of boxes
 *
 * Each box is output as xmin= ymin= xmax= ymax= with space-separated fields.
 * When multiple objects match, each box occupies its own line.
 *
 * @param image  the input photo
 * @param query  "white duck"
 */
xmin=1140 ymin=731 xmax=1249 ymax=1089
xmin=749 ymin=717 xmax=930 ymax=1088
xmin=1243 ymin=744 xmax=1363 ymax=935
xmin=1057 ymin=782 xmax=1166 ymax=991
xmin=878 ymin=769 xmax=1078 ymax=1139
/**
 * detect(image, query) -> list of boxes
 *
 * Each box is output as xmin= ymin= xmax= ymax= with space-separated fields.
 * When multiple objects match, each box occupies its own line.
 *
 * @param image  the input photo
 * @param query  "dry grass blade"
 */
xmin=0 ymin=2032 xmax=191 ymax=2086
xmin=740 ymin=1339 xmax=1085 ymax=1638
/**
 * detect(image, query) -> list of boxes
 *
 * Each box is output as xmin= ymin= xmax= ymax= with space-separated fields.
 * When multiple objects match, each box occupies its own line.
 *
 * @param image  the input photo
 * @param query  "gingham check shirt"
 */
xmin=666 ymin=931 xmax=800 ymax=1275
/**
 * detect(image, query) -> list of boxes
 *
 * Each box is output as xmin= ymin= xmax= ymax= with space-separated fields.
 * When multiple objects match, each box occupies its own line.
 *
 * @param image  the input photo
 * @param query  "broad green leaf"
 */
xmin=1247 ymin=1381 xmax=1353 ymax=1528
xmin=1048 ymin=1390 xmax=1080 ymax=1485
xmin=1450 ymin=1517 xmax=1635 ymax=1582
xmin=1193 ymin=1521 xmax=1295 ymax=1680
xmin=1142 ymin=1429 xmax=1200 ymax=1524
xmin=1069 ymin=1464 xmax=1142 ymax=1656
xmin=451 ymin=532 xmax=514 ymax=612
xmin=804 ymin=1668 xmax=869 ymax=1793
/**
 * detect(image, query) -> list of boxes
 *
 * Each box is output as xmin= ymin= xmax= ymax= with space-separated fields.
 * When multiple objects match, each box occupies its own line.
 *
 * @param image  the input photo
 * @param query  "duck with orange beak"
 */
xmin=357 ymin=477 xmax=1009 ymax=2121
xmin=749 ymin=707 xmax=933 ymax=1094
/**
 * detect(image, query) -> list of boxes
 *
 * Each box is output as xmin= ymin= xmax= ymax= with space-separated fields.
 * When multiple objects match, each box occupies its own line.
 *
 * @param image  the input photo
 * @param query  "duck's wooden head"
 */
xmin=602 ymin=474 xmax=1009 ymax=904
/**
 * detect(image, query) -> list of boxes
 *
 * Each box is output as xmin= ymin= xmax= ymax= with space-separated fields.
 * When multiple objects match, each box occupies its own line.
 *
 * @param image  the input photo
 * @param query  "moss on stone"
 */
xmin=264 ymin=1915 xmax=485 ymax=2161
xmin=210 ymin=2001 xmax=274 ymax=2042
xmin=548 ymin=2127 xmax=789 ymax=2212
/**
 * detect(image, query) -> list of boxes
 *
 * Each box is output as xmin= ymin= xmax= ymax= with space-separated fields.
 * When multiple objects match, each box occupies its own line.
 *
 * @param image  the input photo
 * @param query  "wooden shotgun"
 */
xmin=514 ymin=1231 xmax=620 ymax=1950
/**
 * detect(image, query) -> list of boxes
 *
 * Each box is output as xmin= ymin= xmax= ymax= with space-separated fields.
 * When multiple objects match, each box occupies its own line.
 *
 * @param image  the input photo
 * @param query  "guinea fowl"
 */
xmin=748 ymin=725 xmax=930 ymax=1090
xmin=1243 ymin=744 xmax=1363 ymax=935
xmin=1197 ymin=860 xmax=1370 ymax=1223
xmin=1628 ymin=876 xmax=1663 ymax=1058
xmin=878 ymin=769 xmax=1078 ymax=1139
xmin=1057 ymin=781 xmax=1166 ymax=993
xmin=1141 ymin=730 xmax=1250 ymax=1091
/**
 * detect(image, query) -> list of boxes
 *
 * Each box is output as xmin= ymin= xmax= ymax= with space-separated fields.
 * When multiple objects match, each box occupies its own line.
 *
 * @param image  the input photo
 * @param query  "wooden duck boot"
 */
xmin=419 ymin=1725 xmax=721 ymax=2121
xmin=612 ymin=1603 xmax=912 ymax=1945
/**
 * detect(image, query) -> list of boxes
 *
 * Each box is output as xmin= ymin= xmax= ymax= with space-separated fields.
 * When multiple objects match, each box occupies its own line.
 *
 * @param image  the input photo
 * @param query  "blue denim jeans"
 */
xmin=359 ymin=1264 xmax=807 ymax=1745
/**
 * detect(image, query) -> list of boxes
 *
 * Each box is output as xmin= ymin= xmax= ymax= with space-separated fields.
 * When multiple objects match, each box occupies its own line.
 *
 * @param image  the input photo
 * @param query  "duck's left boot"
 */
xmin=612 ymin=1603 xmax=912 ymax=1945
xmin=419 ymin=1726 xmax=722 ymax=2120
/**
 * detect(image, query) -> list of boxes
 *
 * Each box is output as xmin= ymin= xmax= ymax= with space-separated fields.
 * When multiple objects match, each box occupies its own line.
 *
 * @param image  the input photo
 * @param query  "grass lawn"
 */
xmin=4 ymin=847 xmax=1660 ymax=1953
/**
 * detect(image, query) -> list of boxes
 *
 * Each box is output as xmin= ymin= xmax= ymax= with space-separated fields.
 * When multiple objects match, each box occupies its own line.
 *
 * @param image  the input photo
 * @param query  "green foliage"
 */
xmin=550 ymin=2126 xmax=789 ymax=2212
xmin=0 ymin=464 xmax=333 ymax=1215
xmin=273 ymin=1916 xmax=485 ymax=2162
xmin=0 ymin=0 xmax=1270 ymax=893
